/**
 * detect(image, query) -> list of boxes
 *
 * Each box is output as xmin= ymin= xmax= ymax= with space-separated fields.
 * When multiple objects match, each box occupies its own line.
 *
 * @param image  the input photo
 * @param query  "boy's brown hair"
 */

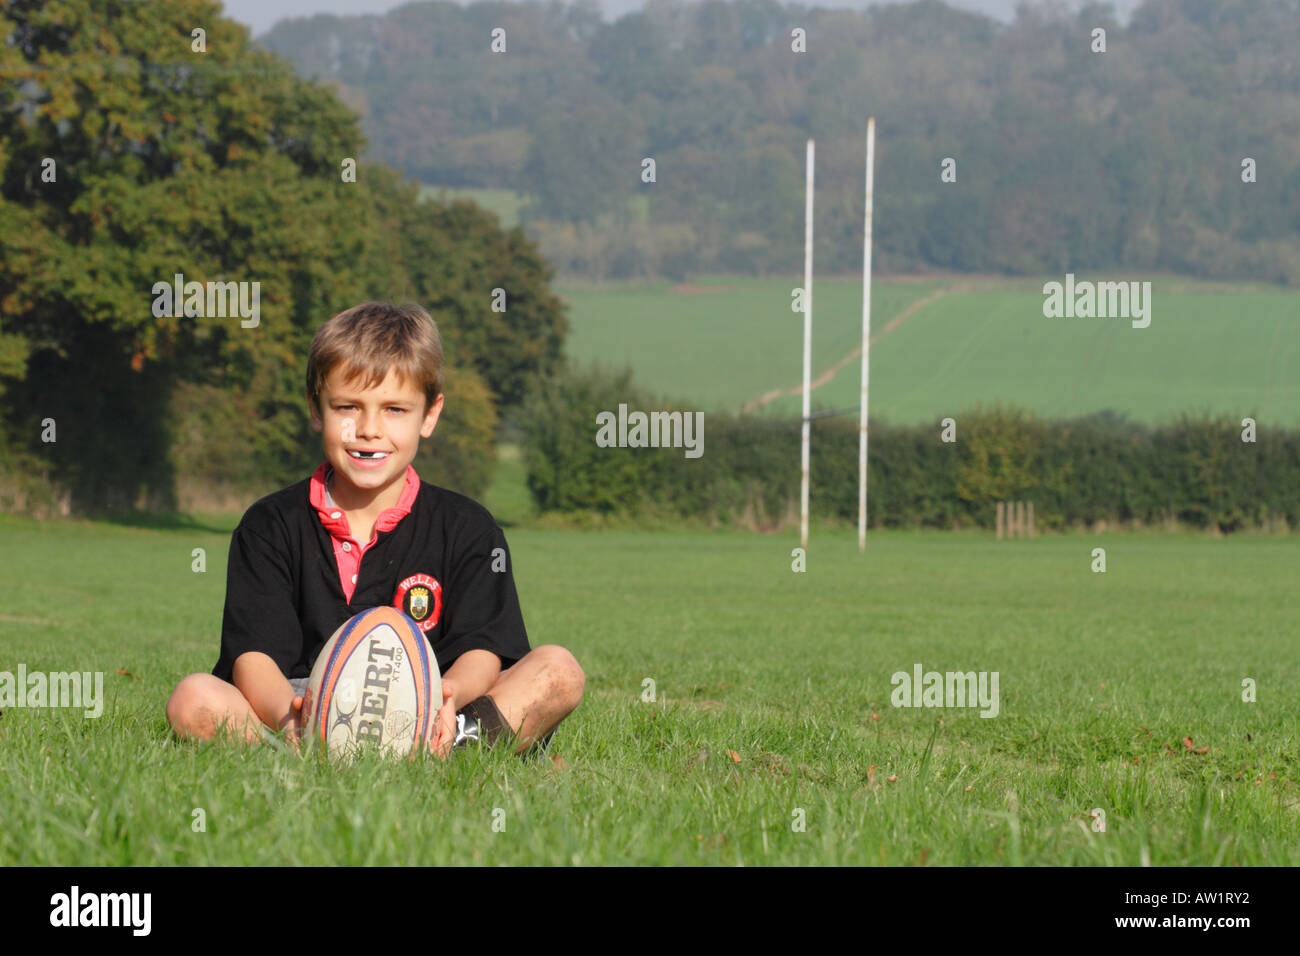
xmin=306 ymin=302 xmax=444 ymax=412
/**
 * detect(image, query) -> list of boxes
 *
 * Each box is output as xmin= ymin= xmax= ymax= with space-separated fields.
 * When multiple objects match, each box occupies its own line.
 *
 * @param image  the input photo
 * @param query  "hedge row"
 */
xmin=519 ymin=366 xmax=1300 ymax=532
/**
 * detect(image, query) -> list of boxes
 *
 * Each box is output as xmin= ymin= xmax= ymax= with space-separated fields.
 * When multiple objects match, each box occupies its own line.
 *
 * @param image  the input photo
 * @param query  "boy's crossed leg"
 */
xmin=167 ymin=644 xmax=585 ymax=757
xmin=165 ymin=672 xmax=271 ymax=745
xmin=467 ymin=644 xmax=585 ymax=756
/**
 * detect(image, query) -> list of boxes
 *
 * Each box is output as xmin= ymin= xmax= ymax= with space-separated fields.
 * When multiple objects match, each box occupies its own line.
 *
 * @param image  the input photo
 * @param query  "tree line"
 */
xmin=521 ymin=365 xmax=1300 ymax=532
xmin=263 ymin=0 xmax=1300 ymax=283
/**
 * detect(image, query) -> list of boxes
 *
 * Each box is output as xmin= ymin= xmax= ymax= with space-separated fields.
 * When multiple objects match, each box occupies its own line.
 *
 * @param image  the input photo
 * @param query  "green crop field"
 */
xmin=557 ymin=275 xmax=1300 ymax=425
xmin=556 ymin=275 xmax=945 ymax=413
xmin=415 ymin=187 xmax=648 ymax=229
xmin=419 ymin=185 xmax=527 ymax=228
xmin=2 ymin=511 xmax=1296 ymax=865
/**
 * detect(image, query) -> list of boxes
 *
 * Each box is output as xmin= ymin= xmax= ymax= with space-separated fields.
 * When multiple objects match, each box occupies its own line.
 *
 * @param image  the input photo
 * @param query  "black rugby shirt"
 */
xmin=212 ymin=475 xmax=531 ymax=683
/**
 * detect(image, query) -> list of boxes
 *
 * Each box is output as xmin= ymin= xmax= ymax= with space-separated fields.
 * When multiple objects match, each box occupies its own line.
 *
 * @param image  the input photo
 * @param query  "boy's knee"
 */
xmin=230 ymin=650 xmax=275 ymax=684
xmin=533 ymin=644 xmax=585 ymax=707
xmin=166 ymin=673 xmax=216 ymax=734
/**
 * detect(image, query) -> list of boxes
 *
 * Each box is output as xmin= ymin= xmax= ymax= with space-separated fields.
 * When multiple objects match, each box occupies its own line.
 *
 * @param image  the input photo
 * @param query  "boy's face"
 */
xmin=308 ymin=366 xmax=443 ymax=503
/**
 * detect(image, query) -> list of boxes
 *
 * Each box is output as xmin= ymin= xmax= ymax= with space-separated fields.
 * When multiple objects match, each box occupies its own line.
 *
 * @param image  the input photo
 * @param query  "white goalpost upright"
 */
xmin=859 ymin=117 xmax=875 ymax=553
xmin=799 ymin=127 xmax=872 ymax=554
xmin=801 ymin=139 xmax=814 ymax=553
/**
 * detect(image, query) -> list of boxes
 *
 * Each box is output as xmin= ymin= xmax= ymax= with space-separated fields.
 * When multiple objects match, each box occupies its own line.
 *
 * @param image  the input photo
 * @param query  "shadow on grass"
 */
xmin=96 ymin=511 xmax=240 ymax=535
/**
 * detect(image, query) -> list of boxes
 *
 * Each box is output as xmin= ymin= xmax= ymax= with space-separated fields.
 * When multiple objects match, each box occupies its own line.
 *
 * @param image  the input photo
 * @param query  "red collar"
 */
xmin=309 ymin=462 xmax=420 ymax=540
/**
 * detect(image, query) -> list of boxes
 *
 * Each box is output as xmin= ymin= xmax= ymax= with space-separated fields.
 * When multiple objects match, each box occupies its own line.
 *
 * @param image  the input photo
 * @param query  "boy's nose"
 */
xmin=354 ymin=411 xmax=383 ymax=438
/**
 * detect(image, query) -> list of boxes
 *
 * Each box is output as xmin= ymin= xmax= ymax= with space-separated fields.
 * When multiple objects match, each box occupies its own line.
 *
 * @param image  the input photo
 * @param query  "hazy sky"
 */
xmin=220 ymin=0 xmax=1142 ymax=38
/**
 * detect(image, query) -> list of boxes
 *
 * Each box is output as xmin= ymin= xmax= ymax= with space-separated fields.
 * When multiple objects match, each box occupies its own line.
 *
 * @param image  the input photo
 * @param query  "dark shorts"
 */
xmin=288 ymin=678 xmax=554 ymax=755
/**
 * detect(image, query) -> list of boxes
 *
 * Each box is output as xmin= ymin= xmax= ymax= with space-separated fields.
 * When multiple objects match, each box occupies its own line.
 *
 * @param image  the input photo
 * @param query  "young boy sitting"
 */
xmin=166 ymin=302 xmax=584 ymax=756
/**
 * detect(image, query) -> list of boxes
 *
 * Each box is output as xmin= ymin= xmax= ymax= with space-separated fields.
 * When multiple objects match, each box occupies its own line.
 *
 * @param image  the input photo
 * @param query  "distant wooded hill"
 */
xmin=262 ymin=0 xmax=1300 ymax=283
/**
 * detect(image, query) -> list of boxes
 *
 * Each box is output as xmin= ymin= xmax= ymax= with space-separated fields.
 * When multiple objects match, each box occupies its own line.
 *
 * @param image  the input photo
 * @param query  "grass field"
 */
xmin=481 ymin=442 xmax=536 ymax=526
xmin=2 ymin=510 xmax=1297 ymax=865
xmin=415 ymin=186 xmax=651 ymax=231
xmin=418 ymin=185 xmax=527 ymax=228
xmin=556 ymin=275 xmax=944 ymax=413
xmin=557 ymin=274 xmax=1300 ymax=425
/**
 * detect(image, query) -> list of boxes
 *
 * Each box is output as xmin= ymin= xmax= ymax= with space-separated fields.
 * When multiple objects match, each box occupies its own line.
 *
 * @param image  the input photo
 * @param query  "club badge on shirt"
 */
xmin=394 ymin=573 xmax=442 ymax=632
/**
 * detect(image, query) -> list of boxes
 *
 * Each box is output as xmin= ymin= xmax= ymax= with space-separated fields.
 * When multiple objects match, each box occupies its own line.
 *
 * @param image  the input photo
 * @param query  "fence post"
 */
xmin=997 ymin=501 xmax=1005 ymax=539
xmin=1028 ymin=501 xmax=1035 ymax=539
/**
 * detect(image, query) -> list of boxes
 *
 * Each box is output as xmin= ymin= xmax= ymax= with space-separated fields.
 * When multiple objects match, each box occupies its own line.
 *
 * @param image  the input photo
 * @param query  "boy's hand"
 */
xmin=278 ymin=695 xmax=305 ymax=753
xmin=431 ymin=680 xmax=457 ymax=759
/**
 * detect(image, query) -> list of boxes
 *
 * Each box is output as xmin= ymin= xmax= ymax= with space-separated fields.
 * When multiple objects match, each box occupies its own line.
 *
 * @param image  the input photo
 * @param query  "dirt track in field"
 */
xmin=668 ymin=283 xmax=731 ymax=294
xmin=741 ymin=285 xmax=962 ymax=414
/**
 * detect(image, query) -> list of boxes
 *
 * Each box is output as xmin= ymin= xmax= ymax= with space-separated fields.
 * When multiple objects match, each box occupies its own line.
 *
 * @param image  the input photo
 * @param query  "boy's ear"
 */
xmin=307 ymin=392 xmax=323 ymax=432
xmin=420 ymin=393 xmax=444 ymax=438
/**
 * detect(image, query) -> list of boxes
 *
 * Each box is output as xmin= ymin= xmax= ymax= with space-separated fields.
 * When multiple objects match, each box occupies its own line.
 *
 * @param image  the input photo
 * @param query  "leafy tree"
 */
xmin=0 ymin=0 xmax=565 ymax=512
xmin=954 ymin=404 xmax=1042 ymax=505
xmin=520 ymin=99 xmax=646 ymax=224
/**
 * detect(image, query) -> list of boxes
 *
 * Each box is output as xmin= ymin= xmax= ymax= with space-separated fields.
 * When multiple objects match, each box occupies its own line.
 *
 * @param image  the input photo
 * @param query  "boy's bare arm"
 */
xmin=430 ymin=649 xmax=502 ymax=755
xmin=231 ymin=651 xmax=298 ymax=732
xmin=442 ymin=648 xmax=502 ymax=706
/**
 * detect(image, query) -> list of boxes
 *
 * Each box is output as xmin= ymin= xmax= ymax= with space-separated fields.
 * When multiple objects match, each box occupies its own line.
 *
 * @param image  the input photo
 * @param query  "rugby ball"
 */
xmin=301 ymin=606 xmax=441 ymax=759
